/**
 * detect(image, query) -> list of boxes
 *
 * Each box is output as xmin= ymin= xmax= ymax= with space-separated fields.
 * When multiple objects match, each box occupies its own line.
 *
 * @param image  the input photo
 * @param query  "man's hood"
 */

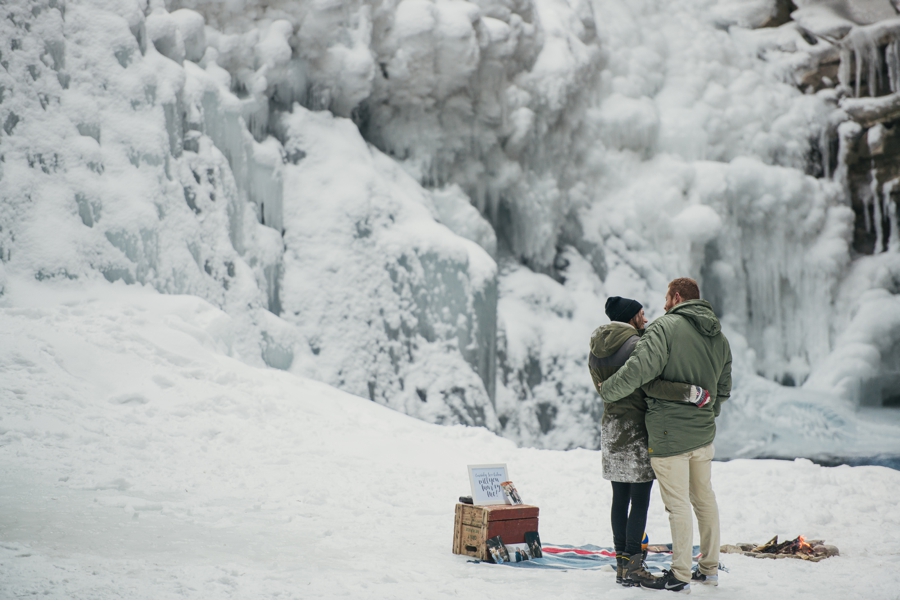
xmin=590 ymin=322 xmax=640 ymax=358
xmin=668 ymin=299 xmax=721 ymax=337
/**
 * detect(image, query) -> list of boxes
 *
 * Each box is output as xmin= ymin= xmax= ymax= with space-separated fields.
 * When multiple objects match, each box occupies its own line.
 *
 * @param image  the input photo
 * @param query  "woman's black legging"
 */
xmin=610 ymin=480 xmax=654 ymax=555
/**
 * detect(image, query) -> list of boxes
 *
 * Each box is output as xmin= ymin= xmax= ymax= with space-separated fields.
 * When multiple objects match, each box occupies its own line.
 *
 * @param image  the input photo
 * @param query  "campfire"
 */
xmin=721 ymin=536 xmax=839 ymax=562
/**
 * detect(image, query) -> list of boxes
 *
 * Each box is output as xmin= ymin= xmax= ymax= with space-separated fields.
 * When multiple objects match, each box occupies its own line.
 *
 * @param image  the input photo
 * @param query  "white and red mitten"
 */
xmin=689 ymin=385 xmax=711 ymax=408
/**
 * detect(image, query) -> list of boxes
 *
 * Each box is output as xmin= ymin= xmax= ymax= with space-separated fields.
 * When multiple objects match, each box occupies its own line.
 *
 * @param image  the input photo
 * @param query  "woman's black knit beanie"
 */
xmin=605 ymin=296 xmax=642 ymax=323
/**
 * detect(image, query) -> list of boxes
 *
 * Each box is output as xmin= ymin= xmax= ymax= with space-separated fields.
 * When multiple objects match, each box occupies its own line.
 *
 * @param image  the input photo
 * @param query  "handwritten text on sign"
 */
xmin=468 ymin=464 xmax=509 ymax=505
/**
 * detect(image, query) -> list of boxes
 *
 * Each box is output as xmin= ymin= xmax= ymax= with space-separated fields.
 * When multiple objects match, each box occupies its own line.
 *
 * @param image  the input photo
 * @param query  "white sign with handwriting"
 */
xmin=468 ymin=464 xmax=509 ymax=505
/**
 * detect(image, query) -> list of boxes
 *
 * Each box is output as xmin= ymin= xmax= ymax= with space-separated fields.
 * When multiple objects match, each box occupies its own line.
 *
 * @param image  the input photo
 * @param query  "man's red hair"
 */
xmin=668 ymin=277 xmax=700 ymax=300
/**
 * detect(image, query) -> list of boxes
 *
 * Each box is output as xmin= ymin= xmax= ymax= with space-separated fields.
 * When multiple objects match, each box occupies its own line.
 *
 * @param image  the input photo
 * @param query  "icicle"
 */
xmin=870 ymin=164 xmax=883 ymax=253
xmin=835 ymin=121 xmax=862 ymax=203
xmin=846 ymin=26 xmax=884 ymax=97
xmin=887 ymin=39 xmax=900 ymax=93
xmin=866 ymin=34 xmax=882 ymax=98
xmin=883 ymin=179 xmax=900 ymax=253
xmin=862 ymin=171 xmax=874 ymax=234
xmin=820 ymin=125 xmax=832 ymax=180
xmin=839 ymin=48 xmax=853 ymax=93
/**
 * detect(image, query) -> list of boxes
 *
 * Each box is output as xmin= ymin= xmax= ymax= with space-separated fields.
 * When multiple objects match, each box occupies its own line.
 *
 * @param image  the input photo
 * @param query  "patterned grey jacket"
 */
xmin=589 ymin=322 xmax=693 ymax=482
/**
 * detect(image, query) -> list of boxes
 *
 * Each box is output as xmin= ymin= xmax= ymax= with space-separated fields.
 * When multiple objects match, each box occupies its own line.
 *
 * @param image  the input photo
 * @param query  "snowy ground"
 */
xmin=2 ymin=278 xmax=900 ymax=599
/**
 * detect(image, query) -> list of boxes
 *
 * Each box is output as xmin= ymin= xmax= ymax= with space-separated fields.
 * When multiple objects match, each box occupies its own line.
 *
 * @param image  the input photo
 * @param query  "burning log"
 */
xmin=775 ymin=535 xmax=815 ymax=555
xmin=721 ymin=536 xmax=839 ymax=562
xmin=751 ymin=536 xmax=779 ymax=554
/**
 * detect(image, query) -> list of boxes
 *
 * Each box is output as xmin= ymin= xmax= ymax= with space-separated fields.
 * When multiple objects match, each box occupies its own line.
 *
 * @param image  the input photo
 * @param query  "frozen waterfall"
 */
xmin=2 ymin=0 xmax=900 ymax=460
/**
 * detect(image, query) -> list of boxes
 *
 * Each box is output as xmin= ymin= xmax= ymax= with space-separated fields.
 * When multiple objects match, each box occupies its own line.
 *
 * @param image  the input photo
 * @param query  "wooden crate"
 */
xmin=452 ymin=503 xmax=540 ymax=561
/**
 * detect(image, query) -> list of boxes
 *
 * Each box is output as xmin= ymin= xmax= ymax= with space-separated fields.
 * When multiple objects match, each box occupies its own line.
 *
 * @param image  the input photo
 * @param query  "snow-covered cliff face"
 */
xmin=2 ymin=0 xmax=900 ymax=454
xmin=0 ymin=0 xmax=499 ymax=430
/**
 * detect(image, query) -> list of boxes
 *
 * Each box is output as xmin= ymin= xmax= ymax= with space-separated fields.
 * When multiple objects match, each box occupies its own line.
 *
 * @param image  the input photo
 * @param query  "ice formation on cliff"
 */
xmin=2 ymin=0 xmax=900 ymax=457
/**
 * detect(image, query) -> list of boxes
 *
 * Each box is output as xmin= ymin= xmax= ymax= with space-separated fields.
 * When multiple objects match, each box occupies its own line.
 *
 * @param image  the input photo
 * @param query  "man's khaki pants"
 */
xmin=649 ymin=443 xmax=719 ymax=583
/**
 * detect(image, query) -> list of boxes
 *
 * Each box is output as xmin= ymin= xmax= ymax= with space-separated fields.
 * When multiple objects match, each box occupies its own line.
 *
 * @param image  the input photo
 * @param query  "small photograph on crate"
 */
xmin=500 ymin=481 xmax=523 ymax=505
xmin=525 ymin=531 xmax=542 ymax=559
xmin=486 ymin=536 xmax=510 ymax=564
xmin=505 ymin=543 xmax=532 ymax=562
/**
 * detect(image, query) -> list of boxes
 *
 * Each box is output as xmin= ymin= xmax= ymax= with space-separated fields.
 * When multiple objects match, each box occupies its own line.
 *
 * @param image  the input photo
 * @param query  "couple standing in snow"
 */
xmin=590 ymin=278 xmax=732 ymax=593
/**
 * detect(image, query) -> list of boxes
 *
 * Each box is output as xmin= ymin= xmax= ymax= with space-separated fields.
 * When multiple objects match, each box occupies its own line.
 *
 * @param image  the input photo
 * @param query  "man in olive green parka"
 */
xmin=590 ymin=297 xmax=707 ymax=588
